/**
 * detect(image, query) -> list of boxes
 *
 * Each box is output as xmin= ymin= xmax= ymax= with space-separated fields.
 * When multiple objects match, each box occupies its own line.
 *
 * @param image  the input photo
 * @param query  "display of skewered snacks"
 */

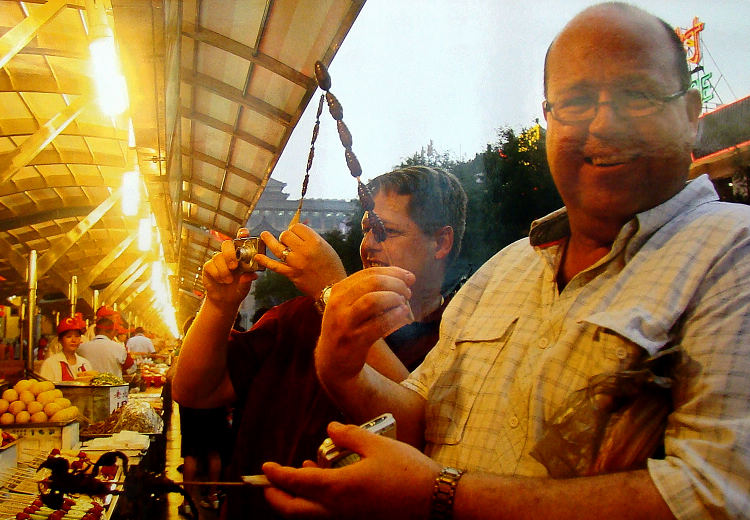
xmin=0 ymin=449 xmax=112 ymax=519
xmin=0 ymin=492 xmax=107 ymax=520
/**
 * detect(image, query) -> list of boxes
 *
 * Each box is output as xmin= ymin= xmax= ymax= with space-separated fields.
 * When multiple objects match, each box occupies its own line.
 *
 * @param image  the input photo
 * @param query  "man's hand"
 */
xmin=255 ymin=224 xmax=347 ymax=298
xmin=202 ymin=230 xmax=258 ymax=308
xmin=263 ymin=421 xmax=440 ymax=519
xmin=315 ymin=267 xmax=415 ymax=384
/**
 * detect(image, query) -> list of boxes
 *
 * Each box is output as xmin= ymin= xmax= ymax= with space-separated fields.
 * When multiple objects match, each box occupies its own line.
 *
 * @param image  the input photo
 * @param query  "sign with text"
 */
xmin=676 ymin=17 xmax=714 ymax=105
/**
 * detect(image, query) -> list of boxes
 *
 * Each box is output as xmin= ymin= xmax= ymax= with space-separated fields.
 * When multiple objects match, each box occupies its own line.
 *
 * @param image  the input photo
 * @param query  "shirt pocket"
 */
xmin=424 ymin=313 xmax=517 ymax=445
xmin=583 ymin=306 xmax=671 ymax=361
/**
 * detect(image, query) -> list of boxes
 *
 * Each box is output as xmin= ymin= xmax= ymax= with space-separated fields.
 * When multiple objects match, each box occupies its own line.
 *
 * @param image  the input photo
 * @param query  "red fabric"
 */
xmin=60 ymin=362 xmax=75 ymax=381
xmin=122 ymin=353 xmax=135 ymax=371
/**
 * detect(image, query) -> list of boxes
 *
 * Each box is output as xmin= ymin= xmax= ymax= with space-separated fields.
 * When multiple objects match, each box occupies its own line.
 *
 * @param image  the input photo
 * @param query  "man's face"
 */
xmin=544 ymin=8 xmax=701 ymax=224
xmin=360 ymin=191 xmax=440 ymax=292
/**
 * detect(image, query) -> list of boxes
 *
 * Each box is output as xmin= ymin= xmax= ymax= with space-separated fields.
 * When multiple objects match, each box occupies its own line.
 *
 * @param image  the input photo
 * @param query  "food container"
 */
xmin=56 ymin=383 xmax=129 ymax=423
xmin=0 ymin=440 xmax=18 ymax=470
xmin=4 ymin=420 xmax=79 ymax=452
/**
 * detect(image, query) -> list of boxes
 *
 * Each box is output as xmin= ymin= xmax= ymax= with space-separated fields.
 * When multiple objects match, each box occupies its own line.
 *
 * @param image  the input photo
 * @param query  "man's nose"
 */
xmin=588 ymin=94 xmax=624 ymax=132
xmin=361 ymin=229 xmax=381 ymax=250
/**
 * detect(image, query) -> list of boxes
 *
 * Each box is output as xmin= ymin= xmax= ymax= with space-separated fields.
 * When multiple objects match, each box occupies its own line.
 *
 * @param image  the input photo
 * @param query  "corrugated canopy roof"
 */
xmin=0 ymin=0 xmax=365 ymax=336
xmin=690 ymin=94 xmax=750 ymax=180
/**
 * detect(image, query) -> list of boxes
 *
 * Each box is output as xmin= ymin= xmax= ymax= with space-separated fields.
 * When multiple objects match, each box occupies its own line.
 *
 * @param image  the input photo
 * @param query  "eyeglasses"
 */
xmin=543 ymin=88 xmax=688 ymax=124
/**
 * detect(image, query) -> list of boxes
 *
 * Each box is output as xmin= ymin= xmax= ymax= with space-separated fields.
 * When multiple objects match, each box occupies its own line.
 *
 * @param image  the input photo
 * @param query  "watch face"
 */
xmin=321 ymin=285 xmax=332 ymax=304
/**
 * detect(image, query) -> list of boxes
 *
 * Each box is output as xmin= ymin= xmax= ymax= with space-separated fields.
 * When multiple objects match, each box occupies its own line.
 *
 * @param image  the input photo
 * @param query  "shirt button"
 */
xmin=615 ymin=347 xmax=627 ymax=359
xmin=538 ymin=337 xmax=549 ymax=349
xmin=509 ymin=416 xmax=519 ymax=428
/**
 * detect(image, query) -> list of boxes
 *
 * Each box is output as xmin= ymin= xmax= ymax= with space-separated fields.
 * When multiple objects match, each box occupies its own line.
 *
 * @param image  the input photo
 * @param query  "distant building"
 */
xmin=246 ymin=178 xmax=357 ymax=235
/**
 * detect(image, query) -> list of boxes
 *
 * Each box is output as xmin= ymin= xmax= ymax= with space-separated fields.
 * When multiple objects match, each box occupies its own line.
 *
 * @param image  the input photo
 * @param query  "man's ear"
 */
xmin=685 ymin=88 xmax=702 ymax=125
xmin=433 ymin=226 xmax=454 ymax=261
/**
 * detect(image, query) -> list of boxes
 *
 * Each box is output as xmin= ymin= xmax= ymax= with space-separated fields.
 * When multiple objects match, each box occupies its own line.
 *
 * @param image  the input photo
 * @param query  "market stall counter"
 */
xmin=0 ymin=376 xmax=176 ymax=519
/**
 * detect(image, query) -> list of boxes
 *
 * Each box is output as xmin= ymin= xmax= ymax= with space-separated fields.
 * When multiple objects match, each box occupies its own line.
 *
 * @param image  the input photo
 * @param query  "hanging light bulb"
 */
xmin=128 ymin=118 xmax=136 ymax=148
xmin=138 ymin=217 xmax=151 ymax=251
xmin=89 ymin=34 xmax=129 ymax=116
xmin=151 ymin=260 xmax=163 ymax=289
xmin=86 ymin=0 xmax=129 ymax=116
xmin=122 ymin=168 xmax=140 ymax=216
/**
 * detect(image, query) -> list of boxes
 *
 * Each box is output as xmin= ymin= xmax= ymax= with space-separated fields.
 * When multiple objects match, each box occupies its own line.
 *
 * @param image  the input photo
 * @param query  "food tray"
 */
xmin=1 ymin=419 xmax=76 ymax=429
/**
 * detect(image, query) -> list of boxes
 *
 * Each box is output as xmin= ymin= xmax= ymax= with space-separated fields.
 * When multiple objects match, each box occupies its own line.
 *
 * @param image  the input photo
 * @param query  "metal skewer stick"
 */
xmin=288 ymin=94 xmax=326 ymax=229
xmin=40 ymin=479 xmax=255 ymax=487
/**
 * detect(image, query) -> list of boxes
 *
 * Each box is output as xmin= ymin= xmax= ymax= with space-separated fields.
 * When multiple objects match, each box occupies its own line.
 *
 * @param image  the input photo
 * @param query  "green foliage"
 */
xmin=321 ymin=207 xmax=365 ymax=275
xmin=482 ymin=124 xmax=562 ymax=253
xmin=447 ymin=152 xmax=489 ymax=275
xmin=396 ymin=139 xmax=457 ymax=171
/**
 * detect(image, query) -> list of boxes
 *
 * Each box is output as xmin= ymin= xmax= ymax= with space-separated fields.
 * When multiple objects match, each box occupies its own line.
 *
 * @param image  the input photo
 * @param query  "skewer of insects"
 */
xmin=306 ymin=60 xmax=415 ymax=320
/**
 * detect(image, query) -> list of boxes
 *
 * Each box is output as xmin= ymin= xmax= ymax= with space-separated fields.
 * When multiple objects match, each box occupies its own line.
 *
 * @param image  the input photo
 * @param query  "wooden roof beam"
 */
xmin=184 ymin=147 xmax=264 ymax=185
xmin=182 ymin=22 xmax=315 ymax=90
xmin=79 ymin=233 xmax=136 ymax=289
xmin=106 ymin=259 xmax=149 ymax=304
xmin=119 ymin=278 xmax=150 ymax=311
xmin=182 ymin=69 xmax=292 ymax=126
xmin=181 ymin=108 xmax=278 ymax=154
xmin=184 ymin=196 xmax=245 ymax=226
xmin=0 ymin=235 xmax=29 ymax=279
xmin=36 ymin=188 xmax=121 ymax=276
xmin=0 ymin=0 xmax=67 ymax=69
xmin=0 ymin=206 xmax=95 ymax=232
xmin=0 ymin=95 xmax=91 ymax=184
xmin=99 ymin=255 xmax=148 ymax=304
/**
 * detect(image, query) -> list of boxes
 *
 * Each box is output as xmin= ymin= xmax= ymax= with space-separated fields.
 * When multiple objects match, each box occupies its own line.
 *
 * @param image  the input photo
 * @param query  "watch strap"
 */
xmin=429 ymin=466 xmax=465 ymax=520
xmin=314 ymin=284 xmax=333 ymax=315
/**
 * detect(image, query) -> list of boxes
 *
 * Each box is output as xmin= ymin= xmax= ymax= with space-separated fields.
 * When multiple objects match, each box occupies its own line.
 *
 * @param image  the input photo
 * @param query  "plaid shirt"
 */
xmin=403 ymin=175 xmax=750 ymax=519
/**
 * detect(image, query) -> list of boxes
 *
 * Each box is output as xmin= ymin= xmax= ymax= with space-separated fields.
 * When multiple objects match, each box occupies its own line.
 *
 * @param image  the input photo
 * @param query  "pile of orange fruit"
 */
xmin=0 ymin=379 xmax=79 ymax=425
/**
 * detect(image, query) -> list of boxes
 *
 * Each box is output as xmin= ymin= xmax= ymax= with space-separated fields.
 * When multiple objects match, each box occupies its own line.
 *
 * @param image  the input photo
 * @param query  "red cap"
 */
xmin=96 ymin=305 xmax=117 ymax=318
xmin=95 ymin=317 xmax=115 ymax=331
xmin=56 ymin=316 xmax=86 ymax=336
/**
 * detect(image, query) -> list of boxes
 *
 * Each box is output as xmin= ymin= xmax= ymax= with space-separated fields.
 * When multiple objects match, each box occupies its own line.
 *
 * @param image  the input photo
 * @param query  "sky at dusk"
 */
xmin=271 ymin=0 xmax=750 ymax=201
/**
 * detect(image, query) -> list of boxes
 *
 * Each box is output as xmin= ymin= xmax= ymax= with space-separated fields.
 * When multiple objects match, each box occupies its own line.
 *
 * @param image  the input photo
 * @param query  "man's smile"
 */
xmin=585 ymin=152 xmax=637 ymax=167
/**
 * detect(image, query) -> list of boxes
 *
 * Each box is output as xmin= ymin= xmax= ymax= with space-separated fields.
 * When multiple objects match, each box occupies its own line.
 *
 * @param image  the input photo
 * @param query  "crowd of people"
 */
xmin=169 ymin=3 xmax=749 ymax=519
xmin=36 ymin=305 xmax=162 ymax=384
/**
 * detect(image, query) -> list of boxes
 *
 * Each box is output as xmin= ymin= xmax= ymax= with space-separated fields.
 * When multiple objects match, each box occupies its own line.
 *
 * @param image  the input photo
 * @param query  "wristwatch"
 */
xmin=314 ymin=284 xmax=333 ymax=315
xmin=429 ymin=466 xmax=465 ymax=520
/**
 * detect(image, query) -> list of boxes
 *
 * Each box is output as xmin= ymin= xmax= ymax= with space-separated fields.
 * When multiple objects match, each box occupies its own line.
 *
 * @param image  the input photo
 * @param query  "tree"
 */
xmin=396 ymin=139 xmax=457 ymax=171
xmin=395 ymin=141 xmax=488 ymax=289
xmin=481 ymin=124 xmax=562 ymax=253
xmin=321 ymin=207 xmax=364 ymax=275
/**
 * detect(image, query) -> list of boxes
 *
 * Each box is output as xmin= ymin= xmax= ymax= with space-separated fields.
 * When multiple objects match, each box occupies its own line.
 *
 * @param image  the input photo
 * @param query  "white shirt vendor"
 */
xmin=127 ymin=332 xmax=156 ymax=354
xmin=40 ymin=352 xmax=91 ymax=382
xmin=78 ymin=335 xmax=129 ymax=378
